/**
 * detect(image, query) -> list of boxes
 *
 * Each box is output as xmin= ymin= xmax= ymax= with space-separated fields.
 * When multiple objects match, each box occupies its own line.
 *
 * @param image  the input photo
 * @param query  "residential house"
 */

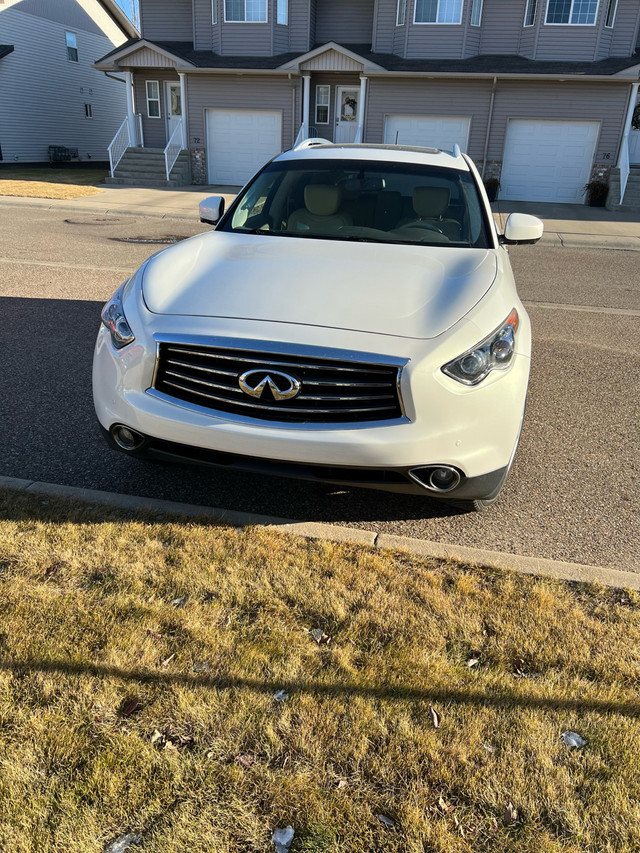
xmin=95 ymin=0 xmax=640 ymax=205
xmin=0 ymin=0 xmax=138 ymax=166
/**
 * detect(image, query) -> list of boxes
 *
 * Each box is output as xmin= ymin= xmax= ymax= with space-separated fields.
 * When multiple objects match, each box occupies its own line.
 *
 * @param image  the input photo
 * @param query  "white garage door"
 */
xmin=206 ymin=109 xmax=282 ymax=185
xmin=384 ymin=115 xmax=470 ymax=152
xmin=500 ymin=119 xmax=600 ymax=203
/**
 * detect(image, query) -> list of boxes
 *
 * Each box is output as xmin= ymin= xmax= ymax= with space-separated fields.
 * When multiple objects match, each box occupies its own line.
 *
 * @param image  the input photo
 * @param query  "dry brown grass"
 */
xmin=0 ymin=168 xmax=107 ymax=199
xmin=0 ymin=487 xmax=639 ymax=853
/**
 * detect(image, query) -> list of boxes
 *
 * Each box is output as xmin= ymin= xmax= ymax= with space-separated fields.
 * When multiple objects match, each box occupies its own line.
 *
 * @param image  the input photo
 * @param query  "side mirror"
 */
xmin=500 ymin=213 xmax=544 ymax=245
xmin=199 ymin=196 xmax=225 ymax=225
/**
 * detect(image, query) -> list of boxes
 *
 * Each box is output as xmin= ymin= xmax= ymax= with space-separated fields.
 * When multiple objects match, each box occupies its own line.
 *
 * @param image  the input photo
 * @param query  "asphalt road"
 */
xmin=1 ymin=205 xmax=638 ymax=572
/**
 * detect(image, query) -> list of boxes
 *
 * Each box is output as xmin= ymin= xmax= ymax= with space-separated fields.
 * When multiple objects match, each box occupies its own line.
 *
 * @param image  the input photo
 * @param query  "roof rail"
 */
xmin=452 ymin=144 xmax=462 ymax=158
xmin=294 ymin=138 xmax=333 ymax=151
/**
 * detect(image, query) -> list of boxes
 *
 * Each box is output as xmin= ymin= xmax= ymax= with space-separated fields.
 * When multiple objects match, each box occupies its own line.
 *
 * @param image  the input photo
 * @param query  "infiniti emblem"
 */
xmin=239 ymin=369 xmax=301 ymax=401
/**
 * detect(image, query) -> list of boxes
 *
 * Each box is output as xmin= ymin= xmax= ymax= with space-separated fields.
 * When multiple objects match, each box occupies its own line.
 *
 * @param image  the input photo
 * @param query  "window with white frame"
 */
xmin=545 ymin=0 xmax=599 ymax=25
xmin=470 ymin=0 xmax=483 ymax=26
xmin=604 ymin=0 xmax=617 ymax=26
xmin=65 ymin=31 xmax=78 ymax=61
xmin=277 ymin=0 xmax=288 ymax=24
xmin=396 ymin=0 xmax=407 ymax=25
xmin=524 ymin=0 xmax=538 ymax=25
xmin=414 ymin=0 xmax=463 ymax=24
xmin=146 ymin=80 xmax=161 ymax=118
xmin=315 ymin=85 xmax=330 ymax=124
xmin=212 ymin=0 xmax=217 ymax=24
xmin=225 ymin=0 xmax=267 ymax=21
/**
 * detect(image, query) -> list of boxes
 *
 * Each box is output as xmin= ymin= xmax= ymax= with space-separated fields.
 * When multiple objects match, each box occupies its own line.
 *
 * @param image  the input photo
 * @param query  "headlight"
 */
xmin=442 ymin=309 xmax=519 ymax=386
xmin=101 ymin=283 xmax=135 ymax=349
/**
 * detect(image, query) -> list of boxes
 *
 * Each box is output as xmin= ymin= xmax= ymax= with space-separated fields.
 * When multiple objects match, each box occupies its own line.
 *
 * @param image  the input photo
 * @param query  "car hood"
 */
xmin=141 ymin=231 xmax=497 ymax=339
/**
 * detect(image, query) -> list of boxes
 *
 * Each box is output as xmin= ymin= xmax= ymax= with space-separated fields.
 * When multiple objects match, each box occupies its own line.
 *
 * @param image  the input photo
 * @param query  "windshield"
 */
xmin=220 ymin=158 xmax=490 ymax=248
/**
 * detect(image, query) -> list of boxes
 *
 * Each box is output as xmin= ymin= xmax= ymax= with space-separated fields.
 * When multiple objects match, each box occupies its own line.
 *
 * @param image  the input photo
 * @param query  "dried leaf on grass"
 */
xmin=502 ymin=802 xmax=519 ymax=826
xmin=429 ymin=706 xmax=441 ymax=729
xmin=274 ymin=690 xmax=289 ymax=702
xmin=119 ymin=697 xmax=142 ymax=718
xmin=234 ymin=753 xmax=256 ymax=769
xmin=146 ymin=629 xmax=162 ymax=640
xmin=170 ymin=596 xmax=187 ymax=607
xmin=149 ymin=729 xmax=194 ymax=751
xmin=377 ymin=814 xmax=395 ymax=828
xmin=160 ymin=653 xmax=176 ymax=667
xmin=272 ymin=825 xmax=295 ymax=852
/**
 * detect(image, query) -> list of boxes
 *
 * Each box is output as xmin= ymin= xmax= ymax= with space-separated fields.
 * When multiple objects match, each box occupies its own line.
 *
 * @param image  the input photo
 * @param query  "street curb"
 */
xmin=1 ymin=475 xmax=638 ymax=591
xmin=0 ymin=197 xmax=197 ymax=222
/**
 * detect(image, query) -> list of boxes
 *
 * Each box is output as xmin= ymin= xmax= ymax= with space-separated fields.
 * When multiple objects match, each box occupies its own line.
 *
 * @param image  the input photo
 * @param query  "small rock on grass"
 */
xmin=310 ymin=628 xmax=331 ymax=644
xmin=377 ymin=814 xmax=395 ymax=828
xmin=104 ymin=833 xmax=142 ymax=853
xmin=561 ymin=731 xmax=586 ymax=748
xmin=272 ymin=825 xmax=295 ymax=852
xmin=274 ymin=689 xmax=289 ymax=702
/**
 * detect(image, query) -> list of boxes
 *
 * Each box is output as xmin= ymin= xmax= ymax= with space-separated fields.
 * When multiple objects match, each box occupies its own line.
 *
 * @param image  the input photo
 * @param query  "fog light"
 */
xmin=111 ymin=425 xmax=145 ymax=451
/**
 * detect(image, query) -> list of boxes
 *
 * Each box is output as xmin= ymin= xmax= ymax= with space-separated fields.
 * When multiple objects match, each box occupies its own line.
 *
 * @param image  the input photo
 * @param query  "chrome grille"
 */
xmin=153 ymin=342 xmax=403 ymax=424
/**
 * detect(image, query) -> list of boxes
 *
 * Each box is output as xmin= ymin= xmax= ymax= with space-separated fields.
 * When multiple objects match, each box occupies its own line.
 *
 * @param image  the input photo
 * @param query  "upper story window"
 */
xmin=277 ymin=0 xmax=288 ymax=24
xmin=545 ymin=0 xmax=599 ymax=25
xmin=65 ymin=31 xmax=78 ymax=61
xmin=524 ymin=0 xmax=538 ymax=25
xmin=396 ymin=0 xmax=407 ymax=25
xmin=604 ymin=0 xmax=617 ymax=27
xmin=414 ymin=0 xmax=463 ymax=24
xmin=470 ymin=0 xmax=483 ymax=26
xmin=212 ymin=0 xmax=217 ymax=24
xmin=225 ymin=0 xmax=267 ymax=22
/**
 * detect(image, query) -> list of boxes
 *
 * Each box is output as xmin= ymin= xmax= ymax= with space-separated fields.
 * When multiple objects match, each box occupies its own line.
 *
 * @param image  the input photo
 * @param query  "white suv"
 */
xmin=93 ymin=142 xmax=542 ymax=511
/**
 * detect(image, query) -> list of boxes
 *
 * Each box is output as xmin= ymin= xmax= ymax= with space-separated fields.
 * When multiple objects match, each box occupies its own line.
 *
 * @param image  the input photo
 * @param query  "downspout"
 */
xmin=102 ymin=71 xmax=125 ymax=83
xmin=481 ymin=75 xmax=497 ymax=179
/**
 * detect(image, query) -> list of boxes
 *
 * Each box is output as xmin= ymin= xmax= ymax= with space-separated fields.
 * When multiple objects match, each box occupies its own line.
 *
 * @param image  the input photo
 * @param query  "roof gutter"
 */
xmin=362 ymin=69 xmax=638 ymax=83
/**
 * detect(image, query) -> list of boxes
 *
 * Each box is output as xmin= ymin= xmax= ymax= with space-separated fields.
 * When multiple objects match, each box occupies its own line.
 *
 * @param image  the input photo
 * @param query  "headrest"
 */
xmin=413 ymin=186 xmax=450 ymax=218
xmin=304 ymin=184 xmax=342 ymax=216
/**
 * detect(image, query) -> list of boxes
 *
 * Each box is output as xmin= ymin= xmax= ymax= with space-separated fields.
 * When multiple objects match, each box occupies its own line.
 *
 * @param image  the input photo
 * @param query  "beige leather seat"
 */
xmin=288 ymin=184 xmax=352 ymax=234
xmin=404 ymin=186 xmax=462 ymax=241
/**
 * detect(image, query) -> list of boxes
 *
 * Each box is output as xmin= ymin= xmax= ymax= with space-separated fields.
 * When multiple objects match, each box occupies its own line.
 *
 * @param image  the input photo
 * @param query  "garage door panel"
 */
xmin=206 ymin=109 xmax=282 ymax=185
xmin=500 ymin=119 xmax=599 ymax=203
xmin=384 ymin=115 xmax=470 ymax=152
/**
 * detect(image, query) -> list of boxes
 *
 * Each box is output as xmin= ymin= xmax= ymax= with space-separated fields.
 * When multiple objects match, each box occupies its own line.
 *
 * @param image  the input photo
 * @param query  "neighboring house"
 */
xmin=95 ymin=0 xmax=640 ymax=205
xmin=0 ymin=0 xmax=138 ymax=166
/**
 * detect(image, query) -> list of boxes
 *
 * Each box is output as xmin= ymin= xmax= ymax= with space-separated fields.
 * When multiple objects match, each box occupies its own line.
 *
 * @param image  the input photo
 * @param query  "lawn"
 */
xmin=0 ymin=167 xmax=108 ymax=199
xmin=0 ymin=487 xmax=639 ymax=852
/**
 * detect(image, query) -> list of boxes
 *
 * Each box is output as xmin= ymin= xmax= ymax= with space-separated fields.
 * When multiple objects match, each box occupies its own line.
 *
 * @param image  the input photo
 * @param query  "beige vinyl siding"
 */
xmin=193 ymin=0 xmax=214 ymax=50
xmin=290 ymin=0 xmax=311 ymax=51
xmin=487 ymin=81 xmax=628 ymax=170
xmin=610 ymin=0 xmax=640 ymax=55
xmin=372 ymin=0 xmax=396 ymax=52
xmin=534 ymin=0 xmax=611 ymax=61
xmin=134 ymin=71 xmax=177 ymax=148
xmin=479 ymin=0 xmax=524 ymax=54
xmin=365 ymin=78 xmax=492 ymax=157
xmin=187 ymin=74 xmax=295 ymax=153
xmin=315 ymin=0 xmax=374 ymax=44
xmin=597 ymin=23 xmax=613 ymax=58
xmin=0 ymin=4 xmax=128 ymax=163
xmin=519 ymin=12 xmax=537 ymax=57
xmin=139 ymin=0 xmax=193 ymax=41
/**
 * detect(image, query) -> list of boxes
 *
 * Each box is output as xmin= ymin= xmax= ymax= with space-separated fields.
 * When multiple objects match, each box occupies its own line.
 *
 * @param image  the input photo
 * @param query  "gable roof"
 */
xmin=98 ymin=0 xmax=139 ymax=40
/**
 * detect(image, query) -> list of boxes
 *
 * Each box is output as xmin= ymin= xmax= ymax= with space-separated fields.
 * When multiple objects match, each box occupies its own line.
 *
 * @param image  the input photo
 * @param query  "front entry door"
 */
xmin=165 ymin=81 xmax=182 ymax=141
xmin=334 ymin=87 xmax=360 ymax=143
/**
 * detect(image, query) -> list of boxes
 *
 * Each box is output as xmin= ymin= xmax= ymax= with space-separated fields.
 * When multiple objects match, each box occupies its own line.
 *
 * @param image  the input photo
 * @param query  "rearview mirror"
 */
xmin=199 ymin=196 xmax=225 ymax=225
xmin=500 ymin=213 xmax=544 ymax=245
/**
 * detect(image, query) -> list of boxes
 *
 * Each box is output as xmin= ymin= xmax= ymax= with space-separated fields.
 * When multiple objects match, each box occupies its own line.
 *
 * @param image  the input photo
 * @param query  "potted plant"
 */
xmin=584 ymin=180 xmax=608 ymax=207
xmin=483 ymin=177 xmax=500 ymax=202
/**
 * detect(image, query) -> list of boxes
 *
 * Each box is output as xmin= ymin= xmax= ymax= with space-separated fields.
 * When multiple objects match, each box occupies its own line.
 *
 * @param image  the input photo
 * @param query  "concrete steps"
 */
xmin=105 ymin=147 xmax=191 ymax=188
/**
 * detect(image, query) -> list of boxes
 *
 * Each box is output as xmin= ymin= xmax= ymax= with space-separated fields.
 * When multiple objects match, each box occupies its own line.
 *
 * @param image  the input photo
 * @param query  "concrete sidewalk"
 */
xmin=1 ymin=183 xmax=639 ymax=249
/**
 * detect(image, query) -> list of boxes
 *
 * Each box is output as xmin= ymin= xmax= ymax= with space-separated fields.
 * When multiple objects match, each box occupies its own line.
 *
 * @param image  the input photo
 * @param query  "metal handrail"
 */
xmin=164 ymin=120 xmax=183 ymax=181
xmin=107 ymin=117 xmax=131 ymax=177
